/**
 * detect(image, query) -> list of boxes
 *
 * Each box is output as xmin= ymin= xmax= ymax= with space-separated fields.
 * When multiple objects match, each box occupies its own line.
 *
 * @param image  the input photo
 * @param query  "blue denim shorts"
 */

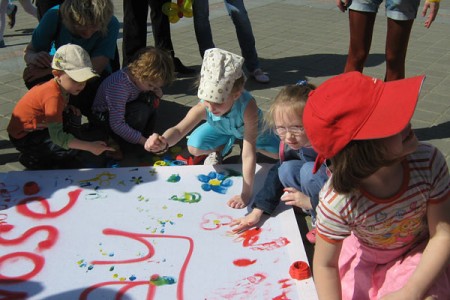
xmin=348 ymin=0 xmax=420 ymax=20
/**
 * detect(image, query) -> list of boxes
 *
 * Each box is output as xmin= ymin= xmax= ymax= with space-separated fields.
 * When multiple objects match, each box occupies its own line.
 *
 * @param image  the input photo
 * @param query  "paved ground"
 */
xmin=1 ymin=0 xmax=449 ymax=172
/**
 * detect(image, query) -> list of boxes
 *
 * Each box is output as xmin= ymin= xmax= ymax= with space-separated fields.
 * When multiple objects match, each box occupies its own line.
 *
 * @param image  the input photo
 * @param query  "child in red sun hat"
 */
xmin=304 ymin=71 xmax=450 ymax=300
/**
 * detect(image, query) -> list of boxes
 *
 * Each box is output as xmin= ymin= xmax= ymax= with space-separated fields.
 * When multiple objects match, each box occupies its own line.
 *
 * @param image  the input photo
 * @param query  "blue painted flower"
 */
xmin=197 ymin=171 xmax=233 ymax=194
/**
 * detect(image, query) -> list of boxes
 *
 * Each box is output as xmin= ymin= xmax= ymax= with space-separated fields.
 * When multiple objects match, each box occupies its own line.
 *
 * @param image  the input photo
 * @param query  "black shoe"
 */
xmin=7 ymin=4 xmax=18 ymax=29
xmin=18 ymin=153 xmax=50 ymax=170
xmin=173 ymin=57 xmax=196 ymax=74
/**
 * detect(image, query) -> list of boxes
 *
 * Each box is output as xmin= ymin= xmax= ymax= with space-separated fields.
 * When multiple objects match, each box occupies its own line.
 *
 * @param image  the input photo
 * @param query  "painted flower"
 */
xmin=197 ymin=171 xmax=233 ymax=194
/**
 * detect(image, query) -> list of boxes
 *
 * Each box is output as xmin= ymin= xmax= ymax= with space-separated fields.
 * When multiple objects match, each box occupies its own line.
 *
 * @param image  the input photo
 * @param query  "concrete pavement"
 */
xmin=1 ymin=0 xmax=449 ymax=172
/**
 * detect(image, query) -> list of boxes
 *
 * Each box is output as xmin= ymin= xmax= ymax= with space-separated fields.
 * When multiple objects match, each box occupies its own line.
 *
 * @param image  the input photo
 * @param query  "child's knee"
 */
xmin=187 ymin=145 xmax=203 ymax=156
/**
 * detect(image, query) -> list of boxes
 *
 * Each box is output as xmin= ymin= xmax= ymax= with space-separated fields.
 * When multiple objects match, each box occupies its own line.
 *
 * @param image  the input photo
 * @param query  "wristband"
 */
xmin=154 ymin=142 xmax=169 ymax=155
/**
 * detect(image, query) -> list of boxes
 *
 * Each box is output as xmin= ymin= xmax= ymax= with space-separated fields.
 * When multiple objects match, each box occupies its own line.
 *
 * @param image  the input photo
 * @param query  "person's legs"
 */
xmin=344 ymin=10 xmax=377 ymax=73
xmin=384 ymin=19 xmax=414 ymax=81
xmin=0 ymin=0 xmax=8 ymax=45
xmin=124 ymin=98 xmax=157 ymax=137
xmin=122 ymin=0 xmax=150 ymax=65
xmin=298 ymin=162 xmax=328 ymax=220
xmin=149 ymin=0 xmax=173 ymax=54
xmin=187 ymin=122 xmax=230 ymax=156
xmin=18 ymin=0 xmax=37 ymax=18
xmin=278 ymin=160 xmax=304 ymax=189
xmin=149 ymin=0 xmax=195 ymax=73
xmin=224 ymin=0 xmax=258 ymax=72
xmin=192 ymin=0 xmax=214 ymax=57
xmin=10 ymin=130 xmax=78 ymax=169
xmin=35 ymin=0 xmax=62 ymax=20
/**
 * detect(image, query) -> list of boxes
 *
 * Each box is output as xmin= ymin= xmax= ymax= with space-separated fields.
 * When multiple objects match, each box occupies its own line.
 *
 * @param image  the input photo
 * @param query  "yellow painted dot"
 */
xmin=209 ymin=179 xmax=221 ymax=186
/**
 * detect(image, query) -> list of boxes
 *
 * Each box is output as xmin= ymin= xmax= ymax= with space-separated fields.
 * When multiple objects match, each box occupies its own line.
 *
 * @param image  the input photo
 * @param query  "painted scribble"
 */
xmin=170 ymin=192 xmax=201 ymax=204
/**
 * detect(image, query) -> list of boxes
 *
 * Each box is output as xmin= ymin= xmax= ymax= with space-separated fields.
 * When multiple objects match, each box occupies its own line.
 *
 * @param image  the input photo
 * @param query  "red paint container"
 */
xmin=289 ymin=261 xmax=311 ymax=280
xmin=23 ymin=181 xmax=40 ymax=195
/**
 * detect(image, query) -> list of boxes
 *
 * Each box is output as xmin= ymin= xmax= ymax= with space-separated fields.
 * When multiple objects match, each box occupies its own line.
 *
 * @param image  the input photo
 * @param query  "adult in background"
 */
xmin=122 ymin=0 xmax=195 ymax=74
xmin=0 ymin=0 xmax=37 ymax=47
xmin=193 ymin=0 xmax=270 ymax=83
xmin=22 ymin=0 xmax=119 ymax=117
xmin=337 ymin=0 xmax=440 ymax=81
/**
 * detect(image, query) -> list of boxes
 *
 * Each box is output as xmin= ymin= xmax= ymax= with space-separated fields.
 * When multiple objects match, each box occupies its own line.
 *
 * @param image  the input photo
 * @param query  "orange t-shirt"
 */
xmin=7 ymin=79 xmax=66 ymax=139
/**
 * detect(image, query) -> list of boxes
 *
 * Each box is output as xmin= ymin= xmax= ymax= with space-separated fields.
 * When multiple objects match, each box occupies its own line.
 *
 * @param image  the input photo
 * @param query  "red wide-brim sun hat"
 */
xmin=303 ymin=71 xmax=425 ymax=173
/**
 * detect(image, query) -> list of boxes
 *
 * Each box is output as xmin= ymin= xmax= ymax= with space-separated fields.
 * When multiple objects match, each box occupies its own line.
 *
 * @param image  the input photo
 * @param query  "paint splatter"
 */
xmin=129 ymin=275 xmax=137 ymax=281
xmin=233 ymin=258 xmax=257 ymax=267
xmin=130 ymin=176 xmax=143 ymax=184
xmin=170 ymin=192 xmax=201 ymax=204
xmin=250 ymin=237 xmax=290 ymax=251
xmin=167 ymin=174 xmax=181 ymax=183
xmin=149 ymin=274 xmax=176 ymax=286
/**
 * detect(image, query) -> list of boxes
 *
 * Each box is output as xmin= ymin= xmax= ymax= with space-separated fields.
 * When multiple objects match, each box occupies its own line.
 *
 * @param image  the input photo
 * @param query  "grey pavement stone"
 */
xmin=0 ymin=0 xmax=449 ymax=171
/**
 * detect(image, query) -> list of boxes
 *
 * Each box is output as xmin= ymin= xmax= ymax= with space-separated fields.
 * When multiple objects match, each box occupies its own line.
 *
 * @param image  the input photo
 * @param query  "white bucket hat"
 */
xmin=52 ymin=44 xmax=99 ymax=82
xmin=198 ymin=48 xmax=244 ymax=104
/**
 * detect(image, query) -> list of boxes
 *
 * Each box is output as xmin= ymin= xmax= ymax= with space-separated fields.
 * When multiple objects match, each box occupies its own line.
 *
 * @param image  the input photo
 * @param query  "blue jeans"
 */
xmin=278 ymin=159 xmax=329 ymax=221
xmin=193 ymin=0 xmax=260 ymax=72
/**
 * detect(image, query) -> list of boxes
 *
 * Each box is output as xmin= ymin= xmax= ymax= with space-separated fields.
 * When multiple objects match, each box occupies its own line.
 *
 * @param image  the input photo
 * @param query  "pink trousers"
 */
xmin=339 ymin=234 xmax=450 ymax=299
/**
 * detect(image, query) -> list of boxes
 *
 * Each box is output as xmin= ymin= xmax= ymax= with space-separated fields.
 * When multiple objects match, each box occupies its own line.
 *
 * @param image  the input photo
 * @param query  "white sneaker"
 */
xmin=203 ymin=152 xmax=221 ymax=165
xmin=251 ymin=68 xmax=270 ymax=83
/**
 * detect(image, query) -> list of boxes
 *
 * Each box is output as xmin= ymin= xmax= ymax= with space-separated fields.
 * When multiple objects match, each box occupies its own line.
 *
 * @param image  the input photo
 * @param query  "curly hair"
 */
xmin=127 ymin=47 xmax=175 ymax=86
xmin=264 ymin=83 xmax=316 ymax=129
xmin=330 ymin=139 xmax=398 ymax=194
xmin=60 ymin=0 xmax=114 ymax=35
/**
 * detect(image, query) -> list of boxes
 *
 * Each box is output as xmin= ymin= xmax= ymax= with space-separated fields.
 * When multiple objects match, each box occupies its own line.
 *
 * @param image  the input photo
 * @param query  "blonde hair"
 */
xmin=265 ymin=83 xmax=316 ymax=129
xmin=127 ymin=47 xmax=175 ymax=85
xmin=60 ymin=0 xmax=113 ymax=35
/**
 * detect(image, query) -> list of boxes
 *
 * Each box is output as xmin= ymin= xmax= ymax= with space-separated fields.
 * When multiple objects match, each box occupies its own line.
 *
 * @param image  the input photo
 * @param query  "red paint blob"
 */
xmin=23 ymin=182 xmax=39 ymax=195
xmin=233 ymin=258 xmax=256 ymax=267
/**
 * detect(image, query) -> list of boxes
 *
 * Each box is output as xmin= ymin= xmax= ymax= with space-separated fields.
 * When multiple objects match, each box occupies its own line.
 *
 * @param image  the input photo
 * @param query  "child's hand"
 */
xmin=230 ymin=209 xmax=264 ymax=233
xmin=90 ymin=141 xmax=115 ymax=156
xmin=144 ymin=133 xmax=167 ymax=153
xmin=336 ymin=0 xmax=349 ymax=12
xmin=152 ymin=87 xmax=163 ymax=99
xmin=281 ymin=187 xmax=312 ymax=210
xmin=422 ymin=1 xmax=439 ymax=28
xmin=227 ymin=194 xmax=250 ymax=209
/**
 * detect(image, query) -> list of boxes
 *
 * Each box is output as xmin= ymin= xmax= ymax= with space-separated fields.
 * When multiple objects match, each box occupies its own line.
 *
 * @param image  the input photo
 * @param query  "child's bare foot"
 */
xmin=227 ymin=195 xmax=249 ymax=209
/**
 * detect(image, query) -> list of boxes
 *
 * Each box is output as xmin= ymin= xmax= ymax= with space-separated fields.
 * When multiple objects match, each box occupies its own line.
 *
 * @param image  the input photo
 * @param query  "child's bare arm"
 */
xmin=227 ymin=99 xmax=258 ymax=209
xmin=68 ymin=139 xmax=114 ymax=155
xmin=313 ymin=236 xmax=343 ymax=300
xmin=381 ymin=195 xmax=450 ymax=300
xmin=144 ymin=102 xmax=206 ymax=153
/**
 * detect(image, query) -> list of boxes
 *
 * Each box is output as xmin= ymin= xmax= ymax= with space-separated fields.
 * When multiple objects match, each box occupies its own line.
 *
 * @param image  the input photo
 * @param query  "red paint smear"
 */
xmin=237 ymin=228 xmax=261 ymax=247
xmin=0 ymin=252 xmax=44 ymax=281
xmin=16 ymin=189 xmax=81 ymax=219
xmin=88 ymin=228 xmax=194 ymax=300
xmin=200 ymin=212 xmax=233 ymax=231
xmin=278 ymin=278 xmax=292 ymax=288
xmin=273 ymin=291 xmax=290 ymax=300
xmin=233 ymin=258 xmax=256 ymax=267
xmin=250 ymin=237 xmax=290 ymax=251
xmin=0 ymin=289 xmax=28 ymax=299
xmin=0 ymin=224 xmax=58 ymax=251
